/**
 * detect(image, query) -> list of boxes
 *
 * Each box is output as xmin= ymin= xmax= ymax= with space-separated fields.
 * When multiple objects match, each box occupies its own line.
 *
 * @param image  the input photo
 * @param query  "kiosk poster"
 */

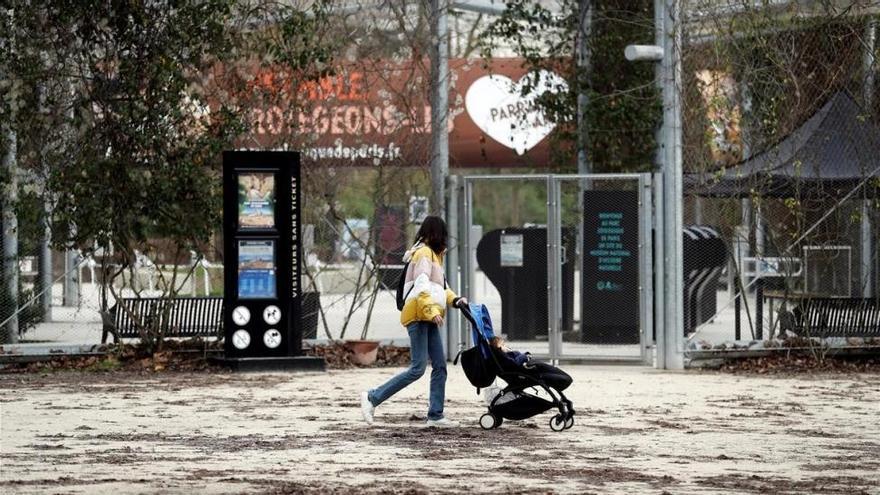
xmin=238 ymin=240 xmax=277 ymax=299
xmin=238 ymin=172 xmax=276 ymax=229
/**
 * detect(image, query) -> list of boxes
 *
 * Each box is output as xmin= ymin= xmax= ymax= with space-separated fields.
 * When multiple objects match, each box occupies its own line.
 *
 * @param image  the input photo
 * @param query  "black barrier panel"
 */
xmin=682 ymin=226 xmax=726 ymax=336
xmin=223 ymin=151 xmax=302 ymax=358
xmin=582 ymin=190 xmax=640 ymax=344
xmin=476 ymin=227 xmax=574 ymax=341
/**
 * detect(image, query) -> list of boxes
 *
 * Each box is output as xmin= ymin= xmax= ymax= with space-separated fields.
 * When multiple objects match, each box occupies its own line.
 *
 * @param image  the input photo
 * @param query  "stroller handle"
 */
xmin=458 ymin=302 xmax=479 ymax=328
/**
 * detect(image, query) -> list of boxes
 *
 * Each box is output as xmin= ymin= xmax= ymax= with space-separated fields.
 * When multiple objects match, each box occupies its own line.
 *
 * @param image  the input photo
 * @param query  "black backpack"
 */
xmin=456 ymin=345 xmax=497 ymax=388
xmin=395 ymin=262 xmax=413 ymax=311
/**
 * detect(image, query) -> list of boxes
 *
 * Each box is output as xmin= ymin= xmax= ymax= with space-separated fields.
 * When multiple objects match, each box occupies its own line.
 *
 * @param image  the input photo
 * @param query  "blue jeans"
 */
xmin=367 ymin=321 xmax=447 ymax=420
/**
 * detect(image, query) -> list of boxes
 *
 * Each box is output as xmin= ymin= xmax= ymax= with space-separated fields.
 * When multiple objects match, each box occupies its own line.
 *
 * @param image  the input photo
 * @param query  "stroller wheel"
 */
xmin=564 ymin=416 xmax=574 ymax=430
xmin=479 ymin=413 xmax=497 ymax=430
xmin=549 ymin=414 xmax=566 ymax=432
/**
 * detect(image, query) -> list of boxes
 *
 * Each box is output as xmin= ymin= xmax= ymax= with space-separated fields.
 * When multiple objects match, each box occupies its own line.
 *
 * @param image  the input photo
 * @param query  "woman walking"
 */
xmin=361 ymin=216 xmax=466 ymax=427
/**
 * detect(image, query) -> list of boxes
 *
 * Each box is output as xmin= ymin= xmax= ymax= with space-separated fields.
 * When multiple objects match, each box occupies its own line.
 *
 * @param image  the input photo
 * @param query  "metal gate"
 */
xmin=458 ymin=174 xmax=653 ymax=364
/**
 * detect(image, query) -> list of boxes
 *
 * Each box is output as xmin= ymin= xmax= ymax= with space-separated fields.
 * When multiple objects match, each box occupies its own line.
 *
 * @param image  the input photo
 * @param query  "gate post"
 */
xmin=639 ymin=174 xmax=654 ymax=366
xmin=460 ymin=178 xmax=474 ymax=351
xmin=653 ymin=172 xmax=666 ymax=369
xmin=547 ymin=176 xmax=563 ymax=364
xmin=445 ymin=175 xmax=460 ymax=361
xmin=659 ymin=0 xmax=686 ymax=370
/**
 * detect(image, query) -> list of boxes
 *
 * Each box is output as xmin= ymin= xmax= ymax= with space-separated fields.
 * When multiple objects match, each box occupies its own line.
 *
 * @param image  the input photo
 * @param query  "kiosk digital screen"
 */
xmin=238 ymin=172 xmax=276 ymax=229
xmin=237 ymin=240 xmax=277 ymax=299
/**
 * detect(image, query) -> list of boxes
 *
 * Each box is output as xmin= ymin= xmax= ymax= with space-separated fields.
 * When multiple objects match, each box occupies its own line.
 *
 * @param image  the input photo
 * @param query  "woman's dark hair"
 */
xmin=416 ymin=215 xmax=448 ymax=254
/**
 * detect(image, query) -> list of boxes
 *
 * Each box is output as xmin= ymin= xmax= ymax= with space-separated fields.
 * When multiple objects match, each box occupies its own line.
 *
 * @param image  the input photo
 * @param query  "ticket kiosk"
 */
xmin=218 ymin=151 xmax=324 ymax=370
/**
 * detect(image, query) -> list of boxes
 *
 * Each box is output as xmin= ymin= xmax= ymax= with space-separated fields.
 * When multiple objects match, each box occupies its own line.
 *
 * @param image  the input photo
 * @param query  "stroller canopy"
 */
xmin=465 ymin=304 xmax=495 ymax=358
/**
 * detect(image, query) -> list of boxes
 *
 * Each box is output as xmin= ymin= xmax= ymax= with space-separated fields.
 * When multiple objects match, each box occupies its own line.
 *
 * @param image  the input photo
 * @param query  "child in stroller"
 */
xmin=488 ymin=336 xmax=573 ymax=393
xmin=455 ymin=304 xmax=575 ymax=431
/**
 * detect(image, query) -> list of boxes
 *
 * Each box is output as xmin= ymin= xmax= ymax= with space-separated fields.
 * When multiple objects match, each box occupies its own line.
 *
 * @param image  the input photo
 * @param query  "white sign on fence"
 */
xmin=500 ymin=234 xmax=524 ymax=267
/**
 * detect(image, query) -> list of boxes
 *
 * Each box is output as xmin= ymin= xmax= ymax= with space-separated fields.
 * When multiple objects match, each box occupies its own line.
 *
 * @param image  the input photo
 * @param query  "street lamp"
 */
xmin=451 ymin=0 xmax=506 ymax=15
xmin=624 ymin=44 xmax=664 ymax=62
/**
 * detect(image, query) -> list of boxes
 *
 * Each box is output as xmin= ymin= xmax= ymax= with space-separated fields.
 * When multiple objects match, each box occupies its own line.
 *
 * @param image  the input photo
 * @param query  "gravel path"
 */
xmin=2 ymin=365 xmax=879 ymax=494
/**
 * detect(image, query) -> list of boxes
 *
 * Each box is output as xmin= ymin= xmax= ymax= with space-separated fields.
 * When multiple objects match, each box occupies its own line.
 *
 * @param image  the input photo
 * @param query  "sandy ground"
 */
xmin=2 ymin=365 xmax=879 ymax=494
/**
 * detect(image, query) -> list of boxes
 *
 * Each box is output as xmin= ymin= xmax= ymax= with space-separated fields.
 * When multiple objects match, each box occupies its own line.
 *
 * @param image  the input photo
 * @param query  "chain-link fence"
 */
xmin=556 ymin=175 xmax=650 ymax=361
xmin=0 ymin=186 xmax=90 ymax=346
xmin=300 ymin=166 xmax=434 ymax=344
xmin=0 ymin=242 xmax=225 ymax=347
xmin=0 ymin=165 xmax=440 ymax=348
xmin=461 ymin=174 xmax=652 ymax=362
xmin=462 ymin=176 xmax=550 ymax=354
xmin=680 ymin=1 xmax=880 ymax=355
xmin=0 ymin=239 xmax=44 ymax=344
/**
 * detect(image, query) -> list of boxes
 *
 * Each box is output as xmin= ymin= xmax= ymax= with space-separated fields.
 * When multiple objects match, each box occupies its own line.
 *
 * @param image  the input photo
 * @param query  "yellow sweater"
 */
xmin=399 ymin=245 xmax=457 ymax=326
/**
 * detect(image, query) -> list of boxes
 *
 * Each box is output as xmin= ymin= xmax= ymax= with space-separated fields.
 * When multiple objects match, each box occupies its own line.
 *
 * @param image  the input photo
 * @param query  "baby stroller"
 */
xmin=454 ymin=303 xmax=575 ymax=431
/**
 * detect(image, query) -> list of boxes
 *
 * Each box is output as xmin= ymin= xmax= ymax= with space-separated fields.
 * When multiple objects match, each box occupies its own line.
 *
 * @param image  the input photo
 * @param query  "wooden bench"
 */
xmin=776 ymin=296 xmax=880 ymax=337
xmin=101 ymin=296 xmax=224 ymax=343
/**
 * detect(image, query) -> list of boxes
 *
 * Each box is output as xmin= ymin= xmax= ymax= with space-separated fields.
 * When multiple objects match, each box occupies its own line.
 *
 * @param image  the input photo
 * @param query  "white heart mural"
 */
xmin=465 ymin=70 xmax=567 ymax=155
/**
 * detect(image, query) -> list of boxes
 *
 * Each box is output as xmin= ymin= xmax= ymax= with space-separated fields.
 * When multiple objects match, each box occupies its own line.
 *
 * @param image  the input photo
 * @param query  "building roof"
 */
xmin=687 ymin=91 xmax=880 ymax=198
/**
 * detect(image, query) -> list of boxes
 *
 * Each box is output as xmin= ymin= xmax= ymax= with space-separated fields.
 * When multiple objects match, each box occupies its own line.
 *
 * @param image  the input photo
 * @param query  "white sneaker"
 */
xmin=360 ymin=391 xmax=375 ymax=424
xmin=424 ymin=417 xmax=459 ymax=428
